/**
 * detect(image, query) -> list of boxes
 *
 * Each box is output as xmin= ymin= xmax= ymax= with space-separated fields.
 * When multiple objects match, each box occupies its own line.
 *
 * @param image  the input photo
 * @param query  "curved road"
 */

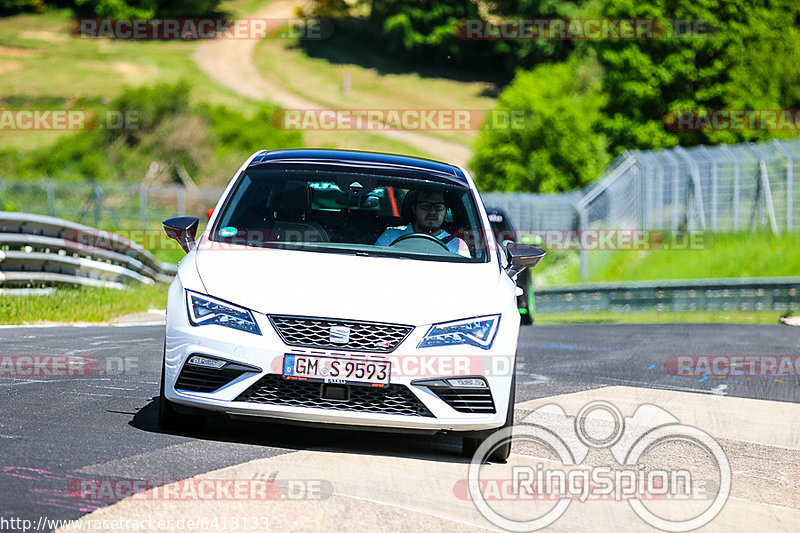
xmin=1 ymin=324 xmax=798 ymax=531
xmin=193 ymin=0 xmax=474 ymax=168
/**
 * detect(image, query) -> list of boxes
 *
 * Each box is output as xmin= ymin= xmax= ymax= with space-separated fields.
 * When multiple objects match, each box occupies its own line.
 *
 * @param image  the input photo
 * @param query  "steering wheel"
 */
xmin=389 ymin=232 xmax=449 ymax=250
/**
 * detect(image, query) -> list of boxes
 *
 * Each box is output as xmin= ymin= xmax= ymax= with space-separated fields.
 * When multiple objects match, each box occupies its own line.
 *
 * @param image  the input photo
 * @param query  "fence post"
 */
xmin=574 ymin=201 xmax=589 ymax=280
xmin=139 ymin=184 xmax=148 ymax=229
xmin=177 ymin=186 xmax=186 ymax=216
xmin=659 ymin=149 xmax=682 ymax=231
xmin=747 ymin=143 xmax=778 ymax=234
xmin=92 ymin=183 xmax=102 ymax=227
xmin=773 ymin=139 xmax=793 ymax=231
xmin=720 ymin=145 xmax=740 ymax=231
xmin=46 ymin=179 xmax=55 ymax=217
xmin=675 ymin=147 xmax=707 ymax=230
xmin=698 ymin=146 xmax=718 ymax=231
xmin=654 ymin=156 xmax=664 ymax=228
xmin=631 ymin=155 xmax=646 ymax=228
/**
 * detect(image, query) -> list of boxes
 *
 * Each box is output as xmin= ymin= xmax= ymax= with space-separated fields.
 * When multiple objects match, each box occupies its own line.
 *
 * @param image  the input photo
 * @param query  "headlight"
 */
xmin=417 ymin=315 xmax=500 ymax=350
xmin=185 ymin=290 xmax=262 ymax=335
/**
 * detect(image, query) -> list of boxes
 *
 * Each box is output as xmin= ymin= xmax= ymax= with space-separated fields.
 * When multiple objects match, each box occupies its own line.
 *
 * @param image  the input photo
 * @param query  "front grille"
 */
xmin=235 ymin=374 xmax=434 ymax=417
xmin=269 ymin=315 xmax=412 ymax=353
xmin=427 ymin=386 xmax=496 ymax=414
xmin=175 ymin=361 xmax=252 ymax=393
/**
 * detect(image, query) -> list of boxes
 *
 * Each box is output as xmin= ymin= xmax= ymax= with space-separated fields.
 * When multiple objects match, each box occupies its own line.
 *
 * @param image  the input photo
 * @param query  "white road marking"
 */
xmin=712 ymin=383 xmax=729 ymax=396
xmin=0 ymin=322 xmax=164 ymax=329
xmin=86 ymin=384 xmax=137 ymax=391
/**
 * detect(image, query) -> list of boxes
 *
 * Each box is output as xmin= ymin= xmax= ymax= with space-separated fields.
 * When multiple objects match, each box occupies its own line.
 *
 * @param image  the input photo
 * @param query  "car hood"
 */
xmin=194 ymin=245 xmax=501 ymax=326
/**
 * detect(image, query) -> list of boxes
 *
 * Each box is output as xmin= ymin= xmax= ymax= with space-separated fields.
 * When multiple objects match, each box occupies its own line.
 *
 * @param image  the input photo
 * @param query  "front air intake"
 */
xmin=175 ymin=356 xmax=259 ymax=393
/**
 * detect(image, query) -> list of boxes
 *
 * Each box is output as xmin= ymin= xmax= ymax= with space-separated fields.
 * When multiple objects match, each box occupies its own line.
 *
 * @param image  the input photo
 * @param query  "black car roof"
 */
xmin=247 ymin=149 xmax=468 ymax=187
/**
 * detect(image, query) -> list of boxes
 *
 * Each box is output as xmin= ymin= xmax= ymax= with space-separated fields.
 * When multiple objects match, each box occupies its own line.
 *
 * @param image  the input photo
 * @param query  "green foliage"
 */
xmin=471 ymin=53 xmax=610 ymax=192
xmin=0 ymin=0 xmax=45 ymax=15
xmin=368 ymin=0 xmax=505 ymax=70
xmin=1 ymin=1 xmax=226 ymax=18
xmin=73 ymin=0 xmax=156 ymax=18
xmin=587 ymin=0 xmax=800 ymax=153
xmin=489 ymin=0 xmax=590 ymax=66
xmin=474 ymin=0 xmax=800 ymax=191
xmin=6 ymin=82 xmax=302 ymax=184
xmin=304 ymin=0 xmax=350 ymax=18
xmin=102 ymin=81 xmax=191 ymax=146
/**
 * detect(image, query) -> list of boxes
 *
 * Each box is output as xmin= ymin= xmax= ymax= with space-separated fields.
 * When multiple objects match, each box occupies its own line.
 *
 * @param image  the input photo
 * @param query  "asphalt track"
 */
xmin=0 ymin=324 xmax=798 ymax=532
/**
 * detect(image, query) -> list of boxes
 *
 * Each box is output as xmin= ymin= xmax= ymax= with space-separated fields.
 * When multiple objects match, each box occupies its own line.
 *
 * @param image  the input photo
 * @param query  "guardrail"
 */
xmin=0 ymin=212 xmax=177 ymax=290
xmin=535 ymin=277 xmax=800 ymax=313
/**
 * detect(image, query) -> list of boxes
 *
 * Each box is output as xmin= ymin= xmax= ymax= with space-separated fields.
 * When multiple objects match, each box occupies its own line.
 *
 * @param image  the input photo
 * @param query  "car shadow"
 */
xmin=130 ymin=396 xmax=474 ymax=465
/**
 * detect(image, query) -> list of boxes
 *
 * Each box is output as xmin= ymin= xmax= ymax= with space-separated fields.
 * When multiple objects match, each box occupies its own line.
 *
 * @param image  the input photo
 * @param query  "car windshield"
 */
xmin=209 ymin=168 xmax=489 ymax=263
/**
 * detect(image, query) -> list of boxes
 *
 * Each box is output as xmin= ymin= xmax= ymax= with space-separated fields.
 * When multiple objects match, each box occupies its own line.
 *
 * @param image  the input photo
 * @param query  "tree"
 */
xmin=471 ymin=53 xmax=610 ymax=192
xmin=588 ymin=0 xmax=800 ymax=152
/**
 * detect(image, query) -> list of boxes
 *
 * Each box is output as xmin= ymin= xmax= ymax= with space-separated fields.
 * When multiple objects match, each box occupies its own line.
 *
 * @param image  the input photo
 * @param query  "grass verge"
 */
xmin=253 ymin=25 xmax=498 ymax=147
xmin=534 ymin=232 xmax=800 ymax=287
xmin=0 ymin=283 xmax=168 ymax=324
xmin=0 ymin=4 xmax=428 ymax=160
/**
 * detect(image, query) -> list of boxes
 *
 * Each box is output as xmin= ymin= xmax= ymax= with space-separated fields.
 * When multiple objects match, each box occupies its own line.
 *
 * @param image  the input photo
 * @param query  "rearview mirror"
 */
xmin=163 ymin=216 xmax=199 ymax=254
xmin=504 ymin=242 xmax=546 ymax=277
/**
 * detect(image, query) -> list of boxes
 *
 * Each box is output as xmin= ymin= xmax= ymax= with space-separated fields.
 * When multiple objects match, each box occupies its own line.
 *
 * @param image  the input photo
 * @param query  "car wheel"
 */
xmin=518 ymin=291 xmax=533 ymax=326
xmin=461 ymin=373 xmax=516 ymax=462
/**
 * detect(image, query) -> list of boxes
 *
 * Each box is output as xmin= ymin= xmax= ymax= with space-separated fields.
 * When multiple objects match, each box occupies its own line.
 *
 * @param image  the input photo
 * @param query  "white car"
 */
xmin=159 ymin=149 xmax=545 ymax=461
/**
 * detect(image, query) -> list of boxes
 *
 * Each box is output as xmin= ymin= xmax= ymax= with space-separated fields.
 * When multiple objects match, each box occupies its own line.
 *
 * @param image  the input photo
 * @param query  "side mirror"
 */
xmin=505 ymin=242 xmax=546 ymax=277
xmin=163 ymin=217 xmax=199 ymax=254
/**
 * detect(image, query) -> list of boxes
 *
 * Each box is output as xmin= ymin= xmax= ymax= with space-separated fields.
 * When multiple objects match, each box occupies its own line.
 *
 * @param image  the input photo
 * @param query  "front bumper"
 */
xmin=164 ymin=286 xmax=519 ymax=433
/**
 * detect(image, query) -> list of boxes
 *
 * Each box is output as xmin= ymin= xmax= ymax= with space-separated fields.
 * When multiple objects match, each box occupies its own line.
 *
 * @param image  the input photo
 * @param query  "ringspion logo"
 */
xmin=465 ymin=401 xmax=730 ymax=531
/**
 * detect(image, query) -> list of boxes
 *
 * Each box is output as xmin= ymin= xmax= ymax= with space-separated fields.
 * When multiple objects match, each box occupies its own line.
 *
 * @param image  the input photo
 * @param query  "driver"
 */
xmin=375 ymin=190 xmax=470 ymax=258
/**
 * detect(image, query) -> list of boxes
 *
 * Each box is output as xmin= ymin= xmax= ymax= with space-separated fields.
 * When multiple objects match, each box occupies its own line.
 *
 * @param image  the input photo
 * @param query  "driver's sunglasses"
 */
xmin=417 ymin=201 xmax=447 ymax=213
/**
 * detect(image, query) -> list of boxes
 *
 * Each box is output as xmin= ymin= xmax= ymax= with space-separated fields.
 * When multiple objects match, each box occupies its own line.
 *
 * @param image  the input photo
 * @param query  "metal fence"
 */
xmin=535 ymin=276 xmax=800 ymax=314
xmin=0 ymin=212 xmax=177 ymax=289
xmin=0 ymin=179 xmax=224 ymax=230
xmin=2 ymin=138 xmax=798 ymax=277
xmin=483 ymin=138 xmax=800 ymax=278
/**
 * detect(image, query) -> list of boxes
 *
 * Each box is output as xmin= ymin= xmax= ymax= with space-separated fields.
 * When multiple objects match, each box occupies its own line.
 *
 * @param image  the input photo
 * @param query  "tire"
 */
xmin=462 ymin=373 xmax=516 ymax=462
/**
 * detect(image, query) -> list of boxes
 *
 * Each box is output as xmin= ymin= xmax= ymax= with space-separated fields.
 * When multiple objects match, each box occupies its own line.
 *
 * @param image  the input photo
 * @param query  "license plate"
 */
xmin=282 ymin=354 xmax=390 ymax=387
